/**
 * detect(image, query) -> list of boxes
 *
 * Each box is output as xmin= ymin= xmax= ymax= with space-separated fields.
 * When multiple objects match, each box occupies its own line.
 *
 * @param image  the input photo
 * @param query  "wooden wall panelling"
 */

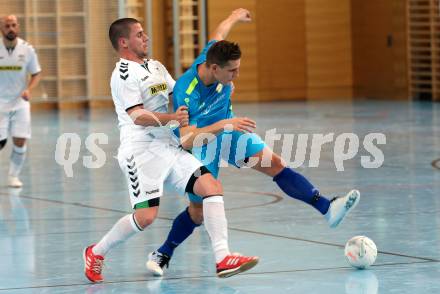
xmin=87 ymin=0 xmax=118 ymax=108
xmin=407 ymin=0 xmax=440 ymax=101
xmin=256 ymin=0 xmax=307 ymax=101
xmin=352 ymin=0 xmax=408 ymax=100
xmin=305 ymin=0 xmax=353 ymax=100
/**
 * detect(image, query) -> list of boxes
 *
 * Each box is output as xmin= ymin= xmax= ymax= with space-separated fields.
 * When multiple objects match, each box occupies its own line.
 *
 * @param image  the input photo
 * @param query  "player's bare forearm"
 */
xmin=179 ymin=120 xmax=229 ymax=150
xmin=209 ymin=8 xmax=251 ymax=41
xmin=127 ymin=105 xmax=177 ymax=127
xmin=180 ymin=116 xmax=257 ymax=149
xmin=21 ymin=72 xmax=41 ymax=100
xmin=27 ymin=72 xmax=41 ymax=91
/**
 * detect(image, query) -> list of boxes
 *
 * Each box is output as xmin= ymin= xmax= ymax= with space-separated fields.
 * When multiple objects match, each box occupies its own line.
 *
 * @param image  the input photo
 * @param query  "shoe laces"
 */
xmin=345 ymin=195 xmax=356 ymax=209
xmin=91 ymin=257 xmax=104 ymax=274
xmin=153 ymin=252 xmax=170 ymax=269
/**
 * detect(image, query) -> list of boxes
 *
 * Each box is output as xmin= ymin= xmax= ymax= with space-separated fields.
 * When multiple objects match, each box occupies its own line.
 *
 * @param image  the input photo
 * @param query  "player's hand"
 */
xmin=175 ymin=106 xmax=189 ymax=127
xmin=224 ymin=117 xmax=256 ymax=133
xmin=230 ymin=8 xmax=251 ymax=23
xmin=21 ymin=89 xmax=30 ymax=101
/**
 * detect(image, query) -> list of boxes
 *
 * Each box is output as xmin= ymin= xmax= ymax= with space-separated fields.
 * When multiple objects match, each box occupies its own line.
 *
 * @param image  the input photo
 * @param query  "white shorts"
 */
xmin=118 ymin=140 xmax=203 ymax=208
xmin=0 ymin=101 xmax=31 ymax=140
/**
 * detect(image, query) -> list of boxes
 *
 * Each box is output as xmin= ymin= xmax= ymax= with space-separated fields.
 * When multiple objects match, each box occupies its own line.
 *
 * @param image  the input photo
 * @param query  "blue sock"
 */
xmin=158 ymin=207 xmax=200 ymax=257
xmin=273 ymin=167 xmax=330 ymax=215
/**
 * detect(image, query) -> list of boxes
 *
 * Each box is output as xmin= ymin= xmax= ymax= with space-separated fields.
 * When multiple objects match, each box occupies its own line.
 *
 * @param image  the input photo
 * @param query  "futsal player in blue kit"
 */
xmin=146 ymin=8 xmax=361 ymax=276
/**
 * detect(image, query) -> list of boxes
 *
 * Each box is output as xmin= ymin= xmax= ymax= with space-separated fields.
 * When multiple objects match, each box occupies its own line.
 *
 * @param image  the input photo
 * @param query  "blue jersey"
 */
xmin=173 ymin=40 xmax=234 ymax=130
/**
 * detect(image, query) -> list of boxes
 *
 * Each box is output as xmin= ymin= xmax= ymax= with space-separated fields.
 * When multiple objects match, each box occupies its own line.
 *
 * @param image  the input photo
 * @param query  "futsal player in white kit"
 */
xmin=83 ymin=18 xmax=259 ymax=283
xmin=0 ymin=15 xmax=41 ymax=188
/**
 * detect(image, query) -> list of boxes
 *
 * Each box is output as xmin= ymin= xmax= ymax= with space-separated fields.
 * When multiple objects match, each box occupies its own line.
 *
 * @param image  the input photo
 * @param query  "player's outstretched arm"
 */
xmin=209 ymin=8 xmax=251 ymax=41
xmin=179 ymin=117 xmax=256 ymax=150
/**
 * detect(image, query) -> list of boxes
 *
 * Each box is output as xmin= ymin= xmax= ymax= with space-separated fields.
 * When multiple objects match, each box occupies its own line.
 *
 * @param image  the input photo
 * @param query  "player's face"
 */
xmin=1 ymin=16 xmax=19 ymax=41
xmin=127 ymin=23 xmax=149 ymax=59
xmin=214 ymin=59 xmax=240 ymax=85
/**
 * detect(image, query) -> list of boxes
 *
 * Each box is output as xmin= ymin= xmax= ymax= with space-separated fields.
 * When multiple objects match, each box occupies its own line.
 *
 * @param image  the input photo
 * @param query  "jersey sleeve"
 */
xmin=116 ymin=75 xmax=143 ymax=111
xmin=173 ymin=85 xmax=198 ymax=126
xmin=200 ymin=40 xmax=217 ymax=57
xmin=27 ymin=46 xmax=41 ymax=75
xmin=193 ymin=40 xmax=217 ymax=66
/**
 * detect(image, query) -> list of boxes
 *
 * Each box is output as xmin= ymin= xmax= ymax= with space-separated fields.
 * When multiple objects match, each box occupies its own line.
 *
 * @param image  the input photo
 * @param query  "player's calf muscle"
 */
xmin=188 ymin=203 xmax=204 ymax=224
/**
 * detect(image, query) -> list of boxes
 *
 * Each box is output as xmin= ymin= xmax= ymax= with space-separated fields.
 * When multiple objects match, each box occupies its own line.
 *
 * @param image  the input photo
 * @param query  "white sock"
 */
xmin=203 ymin=196 xmax=230 ymax=263
xmin=9 ymin=145 xmax=27 ymax=177
xmin=93 ymin=214 xmax=142 ymax=256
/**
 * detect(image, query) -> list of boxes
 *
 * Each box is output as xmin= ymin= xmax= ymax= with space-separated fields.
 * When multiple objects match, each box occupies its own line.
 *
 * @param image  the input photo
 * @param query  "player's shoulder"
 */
xmin=174 ymin=72 xmax=200 ymax=105
xmin=18 ymin=38 xmax=36 ymax=52
xmin=147 ymin=58 xmax=163 ymax=67
xmin=113 ymin=59 xmax=138 ymax=82
xmin=146 ymin=59 xmax=169 ymax=75
xmin=175 ymin=68 xmax=198 ymax=90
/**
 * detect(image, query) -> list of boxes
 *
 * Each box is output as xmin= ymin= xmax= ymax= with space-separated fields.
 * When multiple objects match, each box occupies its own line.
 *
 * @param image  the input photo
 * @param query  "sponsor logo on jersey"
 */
xmin=0 ymin=66 xmax=22 ymax=71
xmin=141 ymin=75 xmax=149 ymax=82
xmin=201 ymin=94 xmax=226 ymax=115
xmin=146 ymin=189 xmax=159 ymax=195
xmin=149 ymin=83 xmax=168 ymax=96
xmin=18 ymin=54 xmax=25 ymax=62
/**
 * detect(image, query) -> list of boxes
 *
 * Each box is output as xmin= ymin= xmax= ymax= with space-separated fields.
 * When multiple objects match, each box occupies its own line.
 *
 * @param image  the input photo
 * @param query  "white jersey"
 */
xmin=0 ymin=38 xmax=41 ymax=105
xmin=110 ymin=58 xmax=176 ymax=145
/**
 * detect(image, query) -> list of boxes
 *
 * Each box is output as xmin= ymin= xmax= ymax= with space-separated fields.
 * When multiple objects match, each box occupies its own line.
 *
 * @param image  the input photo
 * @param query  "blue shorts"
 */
xmin=188 ymin=130 xmax=266 ymax=203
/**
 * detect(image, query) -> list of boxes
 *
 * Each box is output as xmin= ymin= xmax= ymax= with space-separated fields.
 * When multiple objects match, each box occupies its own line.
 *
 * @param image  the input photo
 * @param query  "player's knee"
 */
xmin=198 ymin=174 xmax=223 ymax=196
xmin=135 ymin=213 xmax=156 ymax=229
xmin=188 ymin=204 xmax=203 ymax=224
xmin=208 ymin=178 xmax=223 ymax=195
xmin=0 ymin=139 xmax=6 ymax=150
xmin=133 ymin=204 xmax=159 ymax=229
xmin=273 ymin=155 xmax=285 ymax=170
xmin=186 ymin=166 xmax=223 ymax=196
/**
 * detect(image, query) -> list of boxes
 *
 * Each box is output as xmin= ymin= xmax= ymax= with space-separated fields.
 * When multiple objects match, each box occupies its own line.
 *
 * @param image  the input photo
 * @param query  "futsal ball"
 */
xmin=344 ymin=236 xmax=377 ymax=269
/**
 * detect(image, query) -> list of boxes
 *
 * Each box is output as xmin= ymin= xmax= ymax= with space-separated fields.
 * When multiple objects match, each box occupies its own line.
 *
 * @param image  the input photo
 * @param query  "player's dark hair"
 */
xmin=109 ymin=18 xmax=139 ymax=50
xmin=206 ymin=40 xmax=241 ymax=67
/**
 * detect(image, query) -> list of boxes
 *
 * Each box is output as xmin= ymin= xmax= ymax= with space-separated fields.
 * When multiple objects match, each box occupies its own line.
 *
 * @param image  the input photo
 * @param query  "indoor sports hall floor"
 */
xmin=0 ymin=100 xmax=439 ymax=293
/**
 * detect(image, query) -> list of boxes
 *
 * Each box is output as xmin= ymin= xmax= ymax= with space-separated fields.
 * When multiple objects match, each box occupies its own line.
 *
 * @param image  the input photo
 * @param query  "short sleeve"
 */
xmin=173 ymin=85 xmax=198 ymax=126
xmin=173 ymin=85 xmax=188 ymax=111
xmin=116 ymin=76 xmax=143 ymax=111
xmin=192 ymin=40 xmax=217 ymax=66
xmin=27 ymin=46 xmax=41 ymax=75
xmin=200 ymin=40 xmax=217 ymax=58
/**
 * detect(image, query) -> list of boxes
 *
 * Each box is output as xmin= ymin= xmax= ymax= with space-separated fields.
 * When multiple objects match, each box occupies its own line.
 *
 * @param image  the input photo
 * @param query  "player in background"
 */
xmin=0 ymin=15 xmax=41 ymax=188
xmin=146 ymin=8 xmax=360 ymax=276
xmin=83 ymin=17 xmax=258 ymax=283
